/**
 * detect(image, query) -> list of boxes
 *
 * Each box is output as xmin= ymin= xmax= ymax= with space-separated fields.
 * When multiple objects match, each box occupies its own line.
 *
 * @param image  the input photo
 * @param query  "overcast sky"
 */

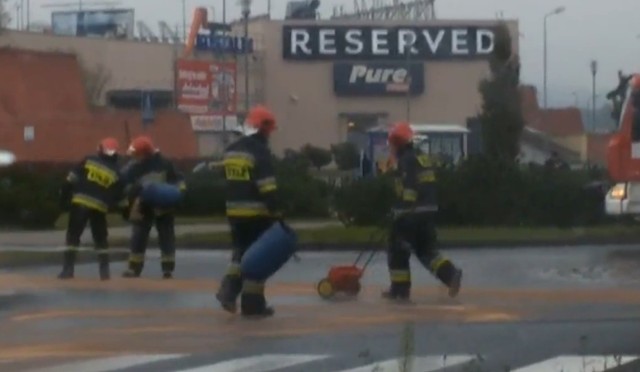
xmin=16 ymin=0 xmax=640 ymax=108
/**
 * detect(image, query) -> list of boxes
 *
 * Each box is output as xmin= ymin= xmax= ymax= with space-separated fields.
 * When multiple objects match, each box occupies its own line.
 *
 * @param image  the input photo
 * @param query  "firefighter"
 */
xmin=215 ymin=105 xmax=281 ymax=318
xmin=58 ymin=137 xmax=123 ymax=281
xmin=120 ymin=135 xmax=186 ymax=279
xmin=383 ymin=122 xmax=463 ymax=301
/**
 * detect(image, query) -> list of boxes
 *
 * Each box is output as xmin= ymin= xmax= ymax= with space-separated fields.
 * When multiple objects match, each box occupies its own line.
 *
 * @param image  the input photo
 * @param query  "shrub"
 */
xmin=332 ymin=175 xmax=394 ymax=226
xmin=0 ymin=166 xmax=63 ymax=229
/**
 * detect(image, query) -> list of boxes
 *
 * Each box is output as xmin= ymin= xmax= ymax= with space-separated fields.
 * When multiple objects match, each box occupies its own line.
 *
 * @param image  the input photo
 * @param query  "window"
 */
xmin=427 ymin=134 xmax=464 ymax=164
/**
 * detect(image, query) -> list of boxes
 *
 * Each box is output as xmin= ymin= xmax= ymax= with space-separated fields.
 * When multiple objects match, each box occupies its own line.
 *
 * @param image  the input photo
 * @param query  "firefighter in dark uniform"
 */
xmin=120 ymin=135 xmax=186 ymax=279
xmin=58 ymin=137 xmax=123 ymax=281
xmin=383 ymin=122 xmax=463 ymax=301
xmin=215 ymin=105 xmax=281 ymax=318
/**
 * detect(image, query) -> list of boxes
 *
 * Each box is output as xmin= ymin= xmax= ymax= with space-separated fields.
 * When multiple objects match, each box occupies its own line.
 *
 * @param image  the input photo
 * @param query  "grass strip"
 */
xmin=109 ymin=225 xmax=640 ymax=247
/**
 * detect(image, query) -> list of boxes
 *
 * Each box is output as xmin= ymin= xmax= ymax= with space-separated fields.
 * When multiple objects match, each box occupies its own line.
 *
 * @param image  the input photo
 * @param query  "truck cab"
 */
xmin=604 ymin=74 xmax=640 ymax=216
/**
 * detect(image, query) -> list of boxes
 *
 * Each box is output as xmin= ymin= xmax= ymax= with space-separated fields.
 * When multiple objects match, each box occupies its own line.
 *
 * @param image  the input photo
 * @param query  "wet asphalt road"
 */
xmin=1 ymin=245 xmax=640 ymax=371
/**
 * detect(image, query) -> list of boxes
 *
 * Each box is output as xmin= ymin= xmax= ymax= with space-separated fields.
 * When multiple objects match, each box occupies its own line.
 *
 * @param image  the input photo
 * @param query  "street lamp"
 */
xmin=543 ymin=5 xmax=566 ymax=109
xmin=239 ymin=0 xmax=251 ymax=115
xmin=590 ymin=60 xmax=598 ymax=127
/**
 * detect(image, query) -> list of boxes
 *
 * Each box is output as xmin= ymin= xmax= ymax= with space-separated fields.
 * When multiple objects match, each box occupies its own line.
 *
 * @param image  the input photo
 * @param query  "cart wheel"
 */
xmin=346 ymin=281 xmax=361 ymax=296
xmin=317 ymin=278 xmax=335 ymax=299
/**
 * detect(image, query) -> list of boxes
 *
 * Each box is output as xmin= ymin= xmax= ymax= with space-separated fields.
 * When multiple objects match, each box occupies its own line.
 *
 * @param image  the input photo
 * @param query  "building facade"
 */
xmin=0 ymin=17 xmax=519 ymax=157
xmin=230 ymin=18 xmax=519 ymax=155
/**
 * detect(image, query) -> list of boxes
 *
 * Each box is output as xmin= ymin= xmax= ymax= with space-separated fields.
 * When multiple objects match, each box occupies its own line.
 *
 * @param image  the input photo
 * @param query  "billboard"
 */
xmin=333 ymin=62 xmax=424 ymax=96
xmin=51 ymin=9 xmax=135 ymax=39
xmin=282 ymin=25 xmax=496 ymax=61
xmin=175 ymin=59 xmax=237 ymax=116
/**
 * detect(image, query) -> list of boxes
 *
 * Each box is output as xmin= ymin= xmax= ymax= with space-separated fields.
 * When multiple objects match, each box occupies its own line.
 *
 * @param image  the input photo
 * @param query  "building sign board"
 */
xmin=282 ymin=25 xmax=496 ymax=61
xmin=195 ymin=34 xmax=254 ymax=54
xmin=333 ymin=62 xmax=424 ymax=96
xmin=175 ymin=59 xmax=237 ymax=116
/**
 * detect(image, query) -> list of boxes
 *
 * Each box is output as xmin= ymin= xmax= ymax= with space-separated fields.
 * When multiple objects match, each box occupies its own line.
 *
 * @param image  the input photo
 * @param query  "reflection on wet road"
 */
xmin=1 ymin=245 xmax=640 ymax=371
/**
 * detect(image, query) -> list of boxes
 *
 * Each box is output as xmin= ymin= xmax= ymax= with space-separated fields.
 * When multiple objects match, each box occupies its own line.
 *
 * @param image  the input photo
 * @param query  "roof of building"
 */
xmin=0 ymin=48 xmax=198 ymax=162
xmin=520 ymin=85 xmax=585 ymax=137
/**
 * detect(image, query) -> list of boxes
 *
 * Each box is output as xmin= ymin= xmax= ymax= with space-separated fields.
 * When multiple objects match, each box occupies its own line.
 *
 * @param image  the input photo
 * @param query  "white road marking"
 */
xmin=336 ymin=354 xmax=479 ymax=372
xmin=511 ymin=355 xmax=639 ymax=372
xmin=23 ymin=354 xmax=187 ymax=372
xmin=173 ymin=354 xmax=330 ymax=372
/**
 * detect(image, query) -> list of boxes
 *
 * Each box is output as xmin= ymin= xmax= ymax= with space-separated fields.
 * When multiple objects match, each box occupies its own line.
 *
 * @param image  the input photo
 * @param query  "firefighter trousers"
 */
xmin=126 ymin=213 xmax=176 ymax=276
xmin=217 ymin=217 xmax=273 ymax=314
xmin=387 ymin=212 xmax=458 ymax=296
xmin=60 ymin=204 xmax=109 ymax=276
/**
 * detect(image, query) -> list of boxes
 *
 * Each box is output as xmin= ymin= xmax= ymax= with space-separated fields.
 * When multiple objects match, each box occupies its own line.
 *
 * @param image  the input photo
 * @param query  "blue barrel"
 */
xmin=140 ymin=183 xmax=183 ymax=209
xmin=240 ymin=222 xmax=298 ymax=281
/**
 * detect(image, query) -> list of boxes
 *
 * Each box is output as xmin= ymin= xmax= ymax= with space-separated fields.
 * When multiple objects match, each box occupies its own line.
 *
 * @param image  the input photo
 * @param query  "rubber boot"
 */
xmin=97 ymin=252 xmax=110 ymax=281
xmin=57 ymin=250 xmax=76 ymax=280
xmin=215 ymin=275 xmax=242 ymax=314
xmin=381 ymin=282 xmax=412 ymax=303
xmin=161 ymin=257 xmax=175 ymax=280
xmin=240 ymin=280 xmax=274 ymax=318
xmin=122 ymin=260 xmax=143 ymax=278
xmin=241 ymin=294 xmax=275 ymax=319
xmin=433 ymin=260 xmax=463 ymax=298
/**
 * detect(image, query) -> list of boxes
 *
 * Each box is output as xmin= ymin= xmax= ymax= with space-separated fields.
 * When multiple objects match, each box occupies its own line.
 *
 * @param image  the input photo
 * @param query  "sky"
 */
xmin=12 ymin=0 xmax=640 ymax=109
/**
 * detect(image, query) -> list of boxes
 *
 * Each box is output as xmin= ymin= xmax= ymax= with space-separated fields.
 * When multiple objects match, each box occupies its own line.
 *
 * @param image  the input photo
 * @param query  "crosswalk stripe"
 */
xmin=336 ymin=354 xmax=479 ymax=372
xmin=22 ymin=354 xmax=187 ymax=372
xmin=173 ymin=354 xmax=330 ymax=372
xmin=511 ymin=355 xmax=640 ymax=372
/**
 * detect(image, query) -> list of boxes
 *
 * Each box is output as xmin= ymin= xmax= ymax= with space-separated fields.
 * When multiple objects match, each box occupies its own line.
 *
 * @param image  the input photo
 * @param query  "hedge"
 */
xmin=0 ymin=156 xmax=612 ymax=229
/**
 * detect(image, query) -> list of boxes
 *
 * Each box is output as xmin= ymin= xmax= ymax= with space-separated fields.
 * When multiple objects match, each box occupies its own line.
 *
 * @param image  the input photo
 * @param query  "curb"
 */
xmin=162 ymin=237 xmax=640 ymax=251
xmin=4 ymin=238 xmax=640 ymax=251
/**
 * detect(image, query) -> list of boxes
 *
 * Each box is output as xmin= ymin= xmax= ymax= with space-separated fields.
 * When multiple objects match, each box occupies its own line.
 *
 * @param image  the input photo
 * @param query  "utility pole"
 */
xmin=404 ymin=35 xmax=412 ymax=122
xmin=267 ymin=0 xmax=271 ymax=19
xmin=590 ymin=60 xmax=598 ymax=128
xmin=241 ymin=0 xmax=251 ymax=115
xmin=181 ymin=0 xmax=186 ymax=42
xmin=543 ymin=6 xmax=566 ymax=109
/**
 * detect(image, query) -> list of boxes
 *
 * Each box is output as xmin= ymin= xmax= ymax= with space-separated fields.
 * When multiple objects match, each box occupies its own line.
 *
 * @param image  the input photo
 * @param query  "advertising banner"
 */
xmin=282 ymin=25 xmax=496 ymax=61
xmin=333 ymin=62 xmax=424 ymax=96
xmin=176 ymin=59 xmax=237 ymax=116
xmin=51 ymin=9 xmax=135 ymax=39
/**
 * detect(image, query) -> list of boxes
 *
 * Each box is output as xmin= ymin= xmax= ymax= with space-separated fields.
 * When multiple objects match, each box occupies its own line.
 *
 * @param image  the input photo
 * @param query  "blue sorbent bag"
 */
xmin=140 ymin=183 xmax=183 ymax=209
xmin=240 ymin=221 xmax=298 ymax=281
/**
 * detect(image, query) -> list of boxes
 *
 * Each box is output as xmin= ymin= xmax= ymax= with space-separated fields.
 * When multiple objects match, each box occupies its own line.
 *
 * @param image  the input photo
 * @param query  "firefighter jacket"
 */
xmin=223 ymin=133 xmax=280 ymax=219
xmin=63 ymin=154 xmax=124 ymax=213
xmin=392 ymin=144 xmax=438 ymax=217
xmin=120 ymin=151 xmax=187 ymax=203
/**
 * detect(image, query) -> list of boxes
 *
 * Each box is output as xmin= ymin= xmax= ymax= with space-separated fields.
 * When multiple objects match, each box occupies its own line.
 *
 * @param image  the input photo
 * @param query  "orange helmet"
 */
xmin=388 ymin=121 xmax=414 ymax=148
xmin=98 ymin=137 xmax=119 ymax=156
xmin=127 ymin=135 xmax=155 ymax=157
xmin=245 ymin=105 xmax=277 ymax=135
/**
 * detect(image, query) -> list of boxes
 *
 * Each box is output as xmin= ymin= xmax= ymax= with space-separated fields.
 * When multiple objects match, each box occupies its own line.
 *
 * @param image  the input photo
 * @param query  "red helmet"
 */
xmin=127 ymin=135 xmax=155 ymax=157
xmin=388 ymin=121 xmax=414 ymax=148
xmin=245 ymin=105 xmax=277 ymax=135
xmin=98 ymin=137 xmax=119 ymax=156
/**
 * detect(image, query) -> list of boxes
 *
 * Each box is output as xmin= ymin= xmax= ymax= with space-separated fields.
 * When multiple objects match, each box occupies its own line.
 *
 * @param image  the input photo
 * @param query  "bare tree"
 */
xmin=0 ymin=0 xmax=11 ymax=32
xmin=78 ymin=58 xmax=112 ymax=107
